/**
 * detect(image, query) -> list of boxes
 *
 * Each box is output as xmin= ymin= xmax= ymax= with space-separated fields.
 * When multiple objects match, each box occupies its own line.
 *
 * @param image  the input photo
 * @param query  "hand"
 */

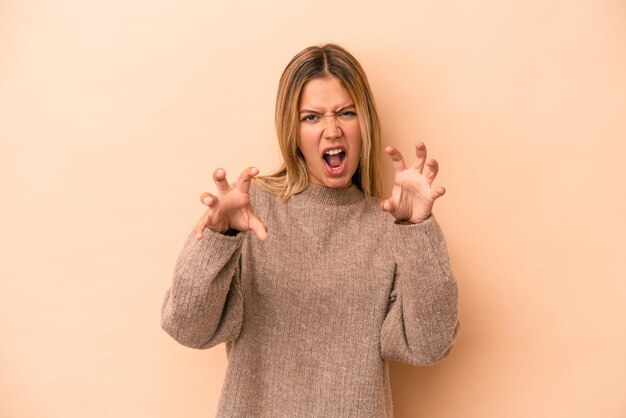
xmin=380 ymin=141 xmax=446 ymax=224
xmin=193 ymin=167 xmax=268 ymax=241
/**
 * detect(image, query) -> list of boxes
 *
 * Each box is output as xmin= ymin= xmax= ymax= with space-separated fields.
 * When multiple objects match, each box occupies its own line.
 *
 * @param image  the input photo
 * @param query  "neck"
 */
xmin=290 ymin=182 xmax=363 ymax=206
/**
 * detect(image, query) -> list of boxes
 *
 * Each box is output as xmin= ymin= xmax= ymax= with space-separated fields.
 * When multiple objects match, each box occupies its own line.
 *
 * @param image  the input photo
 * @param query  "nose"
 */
xmin=322 ymin=115 xmax=342 ymax=139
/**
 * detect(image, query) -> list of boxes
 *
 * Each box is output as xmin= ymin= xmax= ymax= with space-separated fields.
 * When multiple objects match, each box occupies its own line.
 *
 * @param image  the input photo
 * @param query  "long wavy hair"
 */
xmin=256 ymin=43 xmax=382 ymax=200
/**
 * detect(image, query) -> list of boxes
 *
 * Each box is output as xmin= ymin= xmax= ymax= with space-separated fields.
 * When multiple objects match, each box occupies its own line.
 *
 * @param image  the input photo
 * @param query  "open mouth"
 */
xmin=322 ymin=148 xmax=346 ymax=175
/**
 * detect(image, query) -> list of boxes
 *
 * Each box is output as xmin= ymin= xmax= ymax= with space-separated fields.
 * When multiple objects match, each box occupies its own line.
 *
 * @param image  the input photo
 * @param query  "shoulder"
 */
xmin=249 ymin=179 xmax=281 ymax=211
xmin=359 ymin=194 xmax=387 ymax=219
xmin=349 ymin=193 xmax=399 ymax=236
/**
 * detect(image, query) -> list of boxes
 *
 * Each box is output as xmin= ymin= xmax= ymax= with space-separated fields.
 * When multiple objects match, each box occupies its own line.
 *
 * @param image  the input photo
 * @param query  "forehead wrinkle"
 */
xmin=298 ymin=103 xmax=356 ymax=113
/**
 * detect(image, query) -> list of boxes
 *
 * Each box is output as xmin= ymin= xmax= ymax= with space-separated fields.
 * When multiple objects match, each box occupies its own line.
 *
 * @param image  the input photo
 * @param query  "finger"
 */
xmin=249 ymin=213 xmax=268 ymax=241
xmin=380 ymin=198 xmax=396 ymax=213
xmin=431 ymin=186 xmax=446 ymax=201
xmin=424 ymin=159 xmax=439 ymax=184
xmin=193 ymin=211 xmax=210 ymax=240
xmin=199 ymin=192 xmax=218 ymax=207
xmin=236 ymin=167 xmax=259 ymax=194
xmin=213 ymin=168 xmax=231 ymax=194
xmin=411 ymin=141 xmax=427 ymax=173
xmin=384 ymin=146 xmax=407 ymax=174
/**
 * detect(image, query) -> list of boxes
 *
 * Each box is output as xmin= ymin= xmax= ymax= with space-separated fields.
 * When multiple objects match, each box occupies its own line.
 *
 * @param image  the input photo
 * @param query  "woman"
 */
xmin=161 ymin=44 xmax=460 ymax=417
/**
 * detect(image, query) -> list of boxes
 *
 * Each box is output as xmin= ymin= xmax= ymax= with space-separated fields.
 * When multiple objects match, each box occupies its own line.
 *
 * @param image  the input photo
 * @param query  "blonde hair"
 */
xmin=256 ymin=43 xmax=382 ymax=200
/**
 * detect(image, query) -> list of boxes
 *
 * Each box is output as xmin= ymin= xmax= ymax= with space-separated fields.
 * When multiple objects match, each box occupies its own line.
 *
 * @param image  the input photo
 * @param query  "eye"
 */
xmin=301 ymin=114 xmax=319 ymax=122
xmin=338 ymin=110 xmax=357 ymax=119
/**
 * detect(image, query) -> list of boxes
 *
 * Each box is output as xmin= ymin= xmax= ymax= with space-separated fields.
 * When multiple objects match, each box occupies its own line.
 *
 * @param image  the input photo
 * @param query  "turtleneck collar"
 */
xmin=290 ymin=182 xmax=364 ymax=206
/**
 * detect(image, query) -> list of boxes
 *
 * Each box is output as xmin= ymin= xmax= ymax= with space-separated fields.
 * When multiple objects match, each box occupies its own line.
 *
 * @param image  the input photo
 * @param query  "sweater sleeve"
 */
xmin=380 ymin=214 xmax=460 ymax=366
xmin=160 ymin=226 xmax=244 ymax=350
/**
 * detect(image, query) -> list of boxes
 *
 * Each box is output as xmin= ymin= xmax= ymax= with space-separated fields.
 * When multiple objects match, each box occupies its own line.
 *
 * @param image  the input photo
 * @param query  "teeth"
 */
xmin=325 ymin=149 xmax=343 ymax=155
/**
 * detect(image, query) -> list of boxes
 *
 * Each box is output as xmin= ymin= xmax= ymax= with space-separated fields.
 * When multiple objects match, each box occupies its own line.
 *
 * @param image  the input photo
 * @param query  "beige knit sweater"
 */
xmin=161 ymin=181 xmax=460 ymax=418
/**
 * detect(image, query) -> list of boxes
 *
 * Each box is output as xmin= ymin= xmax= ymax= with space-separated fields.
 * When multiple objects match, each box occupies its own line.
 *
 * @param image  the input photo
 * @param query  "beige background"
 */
xmin=2 ymin=0 xmax=625 ymax=417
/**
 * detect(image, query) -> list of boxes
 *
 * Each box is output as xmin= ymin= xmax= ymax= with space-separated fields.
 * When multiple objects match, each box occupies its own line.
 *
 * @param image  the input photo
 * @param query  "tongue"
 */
xmin=325 ymin=153 xmax=343 ymax=168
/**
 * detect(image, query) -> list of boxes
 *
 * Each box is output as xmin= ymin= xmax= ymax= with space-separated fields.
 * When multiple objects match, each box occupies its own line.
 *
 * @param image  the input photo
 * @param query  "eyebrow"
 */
xmin=298 ymin=104 xmax=356 ymax=114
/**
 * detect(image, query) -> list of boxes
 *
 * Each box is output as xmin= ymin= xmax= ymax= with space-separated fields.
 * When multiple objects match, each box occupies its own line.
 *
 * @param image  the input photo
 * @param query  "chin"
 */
xmin=318 ymin=173 xmax=355 ymax=189
xmin=325 ymin=179 xmax=352 ymax=189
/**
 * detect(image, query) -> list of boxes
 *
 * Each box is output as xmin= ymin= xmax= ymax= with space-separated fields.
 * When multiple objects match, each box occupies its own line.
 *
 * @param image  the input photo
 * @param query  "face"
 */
xmin=297 ymin=76 xmax=362 ymax=189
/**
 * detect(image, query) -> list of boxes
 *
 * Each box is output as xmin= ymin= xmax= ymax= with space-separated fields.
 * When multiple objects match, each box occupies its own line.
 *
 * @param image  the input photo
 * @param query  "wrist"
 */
xmin=207 ymin=222 xmax=231 ymax=234
xmin=204 ymin=225 xmax=241 ymax=237
xmin=395 ymin=213 xmax=431 ymax=225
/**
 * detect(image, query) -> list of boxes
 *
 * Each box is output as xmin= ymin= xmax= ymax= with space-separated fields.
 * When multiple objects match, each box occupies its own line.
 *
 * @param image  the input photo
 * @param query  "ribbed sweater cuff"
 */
xmin=392 ymin=214 xmax=453 ymax=279
xmin=393 ymin=213 xmax=437 ymax=237
xmin=174 ymin=226 xmax=244 ymax=285
xmin=199 ymin=225 xmax=244 ymax=244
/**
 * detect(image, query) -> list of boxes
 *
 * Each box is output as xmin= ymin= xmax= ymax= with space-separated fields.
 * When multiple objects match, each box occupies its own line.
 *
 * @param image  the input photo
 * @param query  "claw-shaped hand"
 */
xmin=380 ymin=141 xmax=446 ymax=224
xmin=194 ymin=167 xmax=268 ymax=241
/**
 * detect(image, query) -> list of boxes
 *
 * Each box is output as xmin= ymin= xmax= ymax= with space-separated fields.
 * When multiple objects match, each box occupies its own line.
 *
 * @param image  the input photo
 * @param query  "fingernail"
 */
xmin=203 ymin=197 xmax=210 ymax=205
